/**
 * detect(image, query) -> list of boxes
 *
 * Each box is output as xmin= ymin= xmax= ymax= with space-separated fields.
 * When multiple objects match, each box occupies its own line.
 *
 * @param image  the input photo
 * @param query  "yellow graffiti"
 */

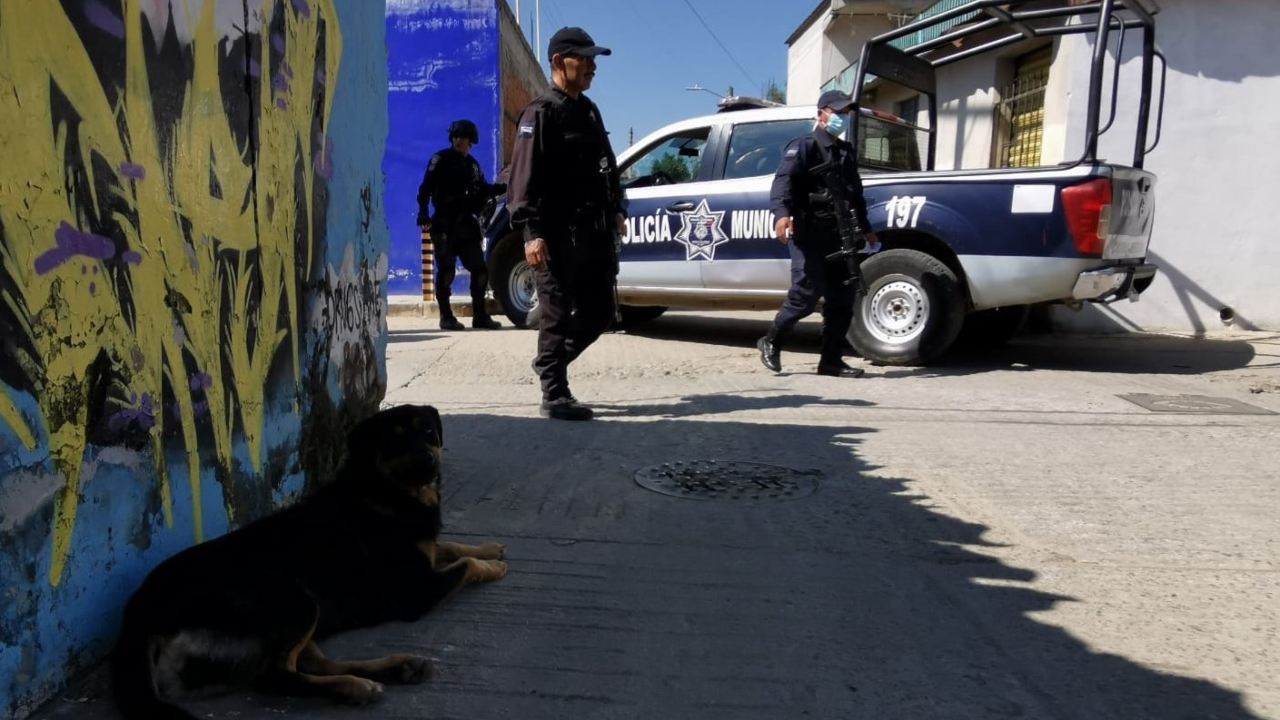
xmin=0 ymin=0 xmax=342 ymax=585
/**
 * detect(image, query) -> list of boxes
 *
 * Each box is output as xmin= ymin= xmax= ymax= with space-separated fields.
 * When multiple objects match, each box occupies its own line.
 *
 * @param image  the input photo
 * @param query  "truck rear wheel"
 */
xmin=490 ymin=233 xmax=538 ymax=328
xmin=848 ymin=249 xmax=965 ymax=366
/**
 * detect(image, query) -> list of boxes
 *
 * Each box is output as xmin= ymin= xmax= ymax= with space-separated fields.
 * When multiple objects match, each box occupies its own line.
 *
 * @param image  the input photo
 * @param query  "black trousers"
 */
xmin=532 ymin=232 xmax=616 ymax=400
xmin=434 ymin=214 xmax=489 ymax=315
xmin=770 ymin=239 xmax=854 ymax=363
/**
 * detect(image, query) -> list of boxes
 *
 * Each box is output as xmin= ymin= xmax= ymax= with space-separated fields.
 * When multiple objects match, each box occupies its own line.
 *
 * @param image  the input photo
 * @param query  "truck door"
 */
xmin=617 ymin=127 xmax=713 ymax=291
xmin=698 ymin=118 xmax=813 ymax=293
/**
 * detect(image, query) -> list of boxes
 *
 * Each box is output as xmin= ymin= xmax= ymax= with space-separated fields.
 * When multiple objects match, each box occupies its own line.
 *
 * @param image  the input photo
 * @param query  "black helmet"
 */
xmin=448 ymin=119 xmax=479 ymax=144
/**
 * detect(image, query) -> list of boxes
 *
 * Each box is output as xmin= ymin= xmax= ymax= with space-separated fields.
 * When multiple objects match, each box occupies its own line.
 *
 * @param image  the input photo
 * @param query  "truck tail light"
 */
xmin=1061 ymin=178 xmax=1112 ymax=257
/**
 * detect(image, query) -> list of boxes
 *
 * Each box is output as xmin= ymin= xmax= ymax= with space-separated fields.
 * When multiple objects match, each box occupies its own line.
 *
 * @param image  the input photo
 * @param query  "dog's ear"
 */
xmin=423 ymin=405 xmax=443 ymax=448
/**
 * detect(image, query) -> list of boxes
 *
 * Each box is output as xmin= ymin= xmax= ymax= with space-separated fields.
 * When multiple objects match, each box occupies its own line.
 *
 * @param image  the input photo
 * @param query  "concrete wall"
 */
xmin=787 ymin=10 xmax=828 ymax=105
xmin=499 ymin=0 xmax=548 ymax=169
xmin=1047 ymin=0 xmax=1280 ymax=333
xmin=0 ymin=1 xmax=389 ymax=717
xmin=788 ymin=9 xmax=896 ymax=104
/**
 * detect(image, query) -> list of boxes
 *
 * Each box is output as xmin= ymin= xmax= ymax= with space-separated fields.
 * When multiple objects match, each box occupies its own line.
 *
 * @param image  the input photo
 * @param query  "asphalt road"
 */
xmin=39 ymin=311 xmax=1280 ymax=719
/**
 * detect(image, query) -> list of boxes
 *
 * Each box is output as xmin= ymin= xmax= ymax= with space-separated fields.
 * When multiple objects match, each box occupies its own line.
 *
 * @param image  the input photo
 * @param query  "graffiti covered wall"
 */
xmin=0 ymin=0 xmax=388 ymax=716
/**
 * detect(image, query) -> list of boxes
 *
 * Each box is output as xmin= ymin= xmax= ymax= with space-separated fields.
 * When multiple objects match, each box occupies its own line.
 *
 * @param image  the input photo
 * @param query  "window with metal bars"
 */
xmin=996 ymin=47 xmax=1052 ymax=168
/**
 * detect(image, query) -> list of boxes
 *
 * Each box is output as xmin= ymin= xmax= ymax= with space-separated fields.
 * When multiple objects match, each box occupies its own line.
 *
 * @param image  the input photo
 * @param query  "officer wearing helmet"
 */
xmin=417 ymin=119 xmax=505 ymax=330
xmin=757 ymin=89 xmax=880 ymax=377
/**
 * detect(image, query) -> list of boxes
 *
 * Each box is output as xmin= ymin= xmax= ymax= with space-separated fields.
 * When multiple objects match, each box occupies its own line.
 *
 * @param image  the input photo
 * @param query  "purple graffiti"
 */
xmin=283 ymin=62 xmax=294 ymax=79
xmin=271 ymin=33 xmax=285 ymax=54
xmin=84 ymin=0 xmax=125 ymax=39
xmin=119 ymin=162 xmax=146 ymax=180
xmin=292 ymin=0 xmax=312 ymax=18
xmin=189 ymin=373 xmax=213 ymax=392
xmin=89 ymin=282 xmax=97 ymax=296
xmin=248 ymin=59 xmax=261 ymax=78
xmin=121 ymin=250 xmax=142 ymax=265
xmin=109 ymin=393 xmax=156 ymax=433
xmin=35 ymin=222 xmax=115 ymax=275
xmin=313 ymin=136 xmax=334 ymax=180
xmin=315 ymin=69 xmax=326 ymax=85
xmin=272 ymin=74 xmax=289 ymax=92
xmin=275 ymin=98 xmax=288 ymax=111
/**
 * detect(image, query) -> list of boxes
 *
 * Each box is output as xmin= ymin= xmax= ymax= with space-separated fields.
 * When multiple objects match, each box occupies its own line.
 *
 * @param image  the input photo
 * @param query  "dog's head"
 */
xmin=344 ymin=404 xmax=444 ymax=507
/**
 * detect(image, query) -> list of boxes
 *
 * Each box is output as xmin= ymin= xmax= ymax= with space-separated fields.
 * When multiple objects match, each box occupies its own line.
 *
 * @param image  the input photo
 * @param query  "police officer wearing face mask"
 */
xmin=506 ymin=27 xmax=626 ymax=421
xmin=757 ymin=90 xmax=880 ymax=377
xmin=417 ymin=119 xmax=504 ymax=331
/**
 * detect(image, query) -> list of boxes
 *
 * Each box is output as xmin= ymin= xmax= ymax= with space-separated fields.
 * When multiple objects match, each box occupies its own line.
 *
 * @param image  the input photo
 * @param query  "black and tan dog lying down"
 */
xmin=112 ymin=404 xmax=506 ymax=719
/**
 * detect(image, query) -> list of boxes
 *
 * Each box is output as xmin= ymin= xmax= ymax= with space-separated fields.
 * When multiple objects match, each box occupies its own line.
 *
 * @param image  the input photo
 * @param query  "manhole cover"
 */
xmin=633 ymin=460 xmax=820 ymax=501
xmin=1118 ymin=393 xmax=1276 ymax=415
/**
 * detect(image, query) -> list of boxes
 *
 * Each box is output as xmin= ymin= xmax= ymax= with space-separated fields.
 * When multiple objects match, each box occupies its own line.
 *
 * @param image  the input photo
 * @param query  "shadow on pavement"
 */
xmin=594 ymin=392 xmax=874 ymax=418
xmin=37 ymin=409 xmax=1258 ymax=720
xmin=628 ymin=313 xmax=1261 ymax=375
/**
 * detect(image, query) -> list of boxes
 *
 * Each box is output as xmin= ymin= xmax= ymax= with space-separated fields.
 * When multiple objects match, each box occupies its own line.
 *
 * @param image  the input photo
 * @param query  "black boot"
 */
xmin=472 ymin=314 xmax=501 ymax=330
xmin=816 ymin=358 xmax=865 ymax=378
xmin=540 ymin=396 xmax=593 ymax=421
xmin=439 ymin=314 xmax=465 ymax=331
xmin=757 ymin=333 xmax=782 ymax=373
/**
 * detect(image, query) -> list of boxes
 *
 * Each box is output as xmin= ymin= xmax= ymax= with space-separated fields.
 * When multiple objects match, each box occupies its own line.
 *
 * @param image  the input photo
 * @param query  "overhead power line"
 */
xmin=678 ymin=0 xmax=760 ymax=92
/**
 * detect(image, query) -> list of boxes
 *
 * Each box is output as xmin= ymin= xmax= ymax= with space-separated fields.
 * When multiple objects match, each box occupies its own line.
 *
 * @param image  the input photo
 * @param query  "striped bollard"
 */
xmin=420 ymin=225 xmax=434 ymax=303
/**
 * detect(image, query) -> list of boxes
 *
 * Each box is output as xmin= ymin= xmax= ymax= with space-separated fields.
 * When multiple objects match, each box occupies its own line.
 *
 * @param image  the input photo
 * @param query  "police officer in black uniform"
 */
xmin=506 ymin=27 xmax=625 ymax=421
xmin=417 ymin=119 xmax=504 ymax=331
xmin=757 ymin=89 xmax=879 ymax=377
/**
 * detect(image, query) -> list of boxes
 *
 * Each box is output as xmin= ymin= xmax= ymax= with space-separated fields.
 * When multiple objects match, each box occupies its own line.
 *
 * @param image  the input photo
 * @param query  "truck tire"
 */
xmin=618 ymin=305 xmax=667 ymax=324
xmin=848 ymin=249 xmax=965 ymax=366
xmin=489 ymin=233 xmax=538 ymax=328
xmin=958 ymin=304 xmax=1030 ymax=347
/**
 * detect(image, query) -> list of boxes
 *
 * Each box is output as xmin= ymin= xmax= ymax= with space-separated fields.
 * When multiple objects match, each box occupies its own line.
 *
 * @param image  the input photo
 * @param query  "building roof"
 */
xmin=785 ymin=1 xmax=829 ymax=46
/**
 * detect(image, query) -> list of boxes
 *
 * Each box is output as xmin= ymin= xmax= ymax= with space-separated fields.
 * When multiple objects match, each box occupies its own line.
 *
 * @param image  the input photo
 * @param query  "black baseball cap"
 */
xmin=548 ymin=27 xmax=612 ymax=58
xmin=817 ymin=89 xmax=856 ymax=112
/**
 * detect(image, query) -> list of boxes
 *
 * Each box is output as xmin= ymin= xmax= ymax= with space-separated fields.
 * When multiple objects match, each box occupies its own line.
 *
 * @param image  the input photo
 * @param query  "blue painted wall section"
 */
xmin=385 ymin=0 xmax=502 ymax=296
xmin=0 ymin=2 xmax=389 ymax=718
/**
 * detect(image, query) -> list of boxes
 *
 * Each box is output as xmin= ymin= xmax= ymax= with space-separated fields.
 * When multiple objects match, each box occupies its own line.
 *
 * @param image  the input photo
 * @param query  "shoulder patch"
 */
xmin=784 ymin=146 xmax=800 ymax=159
xmin=428 ymin=155 xmax=440 ymax=170
xmin=518 ymin=123 xmax=535 ymax=137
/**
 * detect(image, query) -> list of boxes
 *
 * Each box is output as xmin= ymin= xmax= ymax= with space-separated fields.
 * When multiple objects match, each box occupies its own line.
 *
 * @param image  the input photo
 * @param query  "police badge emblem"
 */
xmin=673 ymin=199 xmax=729 ymax=261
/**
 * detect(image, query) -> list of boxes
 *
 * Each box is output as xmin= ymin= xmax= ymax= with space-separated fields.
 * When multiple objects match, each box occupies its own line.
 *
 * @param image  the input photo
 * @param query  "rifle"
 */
xmin=808 ymin=149 xmax=871 ymax=297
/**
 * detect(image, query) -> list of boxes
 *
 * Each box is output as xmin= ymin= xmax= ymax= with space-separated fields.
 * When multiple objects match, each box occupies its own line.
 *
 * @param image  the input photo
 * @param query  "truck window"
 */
xmin=620 ymin=128 xmax=710 ymax=189
xmin=858 ymin=115 xmax=925 ymax=173
xmin=722 ymin=119 xmax=814 ymax=180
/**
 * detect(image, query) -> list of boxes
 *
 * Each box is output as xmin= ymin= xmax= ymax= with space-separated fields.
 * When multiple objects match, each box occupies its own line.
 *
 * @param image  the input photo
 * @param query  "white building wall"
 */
xmin=933 ymin=55 xmax=1000 ymax=170
xmin=788 ymin=10 xmax=897 ymax=105
xmin=787 ymin=15 xmax=827 ymax=106
xmin=1050 ymin=0 xmax=1280 ymax=333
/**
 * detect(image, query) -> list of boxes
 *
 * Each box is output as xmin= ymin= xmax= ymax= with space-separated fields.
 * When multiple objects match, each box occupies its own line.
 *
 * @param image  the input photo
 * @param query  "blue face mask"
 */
xmin=825 ymin=112 xmax=849 ymax=137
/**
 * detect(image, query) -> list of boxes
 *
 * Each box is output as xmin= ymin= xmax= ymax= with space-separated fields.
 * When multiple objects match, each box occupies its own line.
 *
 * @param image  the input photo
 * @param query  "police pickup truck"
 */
xmin=484 ymin=0 xmax=1161 ymax=365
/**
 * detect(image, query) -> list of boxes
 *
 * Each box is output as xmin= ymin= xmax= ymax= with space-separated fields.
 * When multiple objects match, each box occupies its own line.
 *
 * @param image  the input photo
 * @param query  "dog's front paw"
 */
xmin=335 ymin=677 xmax=385 ymax=705
xmin=387 ymin=655 xmax=433 ymax=685
xmin=476 ymin=543 xmax=506 ymax=560
xmin=485 ymin=559 xmax=508 ymax=582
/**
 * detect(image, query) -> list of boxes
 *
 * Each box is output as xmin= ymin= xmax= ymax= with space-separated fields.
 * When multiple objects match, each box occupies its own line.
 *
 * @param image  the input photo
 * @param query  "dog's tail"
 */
xmin=111 ymin=616 xmax=197 ymax=720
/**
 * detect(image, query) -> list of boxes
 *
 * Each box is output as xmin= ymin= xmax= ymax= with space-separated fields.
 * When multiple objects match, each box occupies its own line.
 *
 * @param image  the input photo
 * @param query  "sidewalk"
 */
xmin=35 ymin=315 xmax=1280 ymax=719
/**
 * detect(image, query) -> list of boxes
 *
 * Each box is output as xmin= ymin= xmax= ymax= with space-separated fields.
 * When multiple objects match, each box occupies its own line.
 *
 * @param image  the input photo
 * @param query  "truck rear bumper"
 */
xmin=1072 ymin=263 xmax=1158 ymax=302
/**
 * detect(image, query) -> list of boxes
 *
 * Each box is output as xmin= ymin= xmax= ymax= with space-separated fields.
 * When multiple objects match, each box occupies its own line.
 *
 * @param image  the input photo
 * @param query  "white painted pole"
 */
xmin=516 ymin=0 xmax=521 ymax=28
xmin=535 ymin=0 xmax=541 ymax=62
